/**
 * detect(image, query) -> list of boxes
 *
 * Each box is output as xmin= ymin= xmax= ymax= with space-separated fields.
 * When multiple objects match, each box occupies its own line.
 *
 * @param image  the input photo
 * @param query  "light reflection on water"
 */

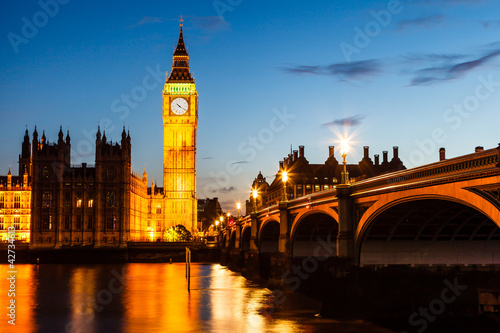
xmin=0 ymin=263 xmax=392 ymax=333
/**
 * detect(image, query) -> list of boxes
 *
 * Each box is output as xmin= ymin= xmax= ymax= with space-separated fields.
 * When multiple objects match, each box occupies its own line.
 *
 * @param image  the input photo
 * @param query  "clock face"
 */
xmin=171 ymin=97 xmax=188 ymax=115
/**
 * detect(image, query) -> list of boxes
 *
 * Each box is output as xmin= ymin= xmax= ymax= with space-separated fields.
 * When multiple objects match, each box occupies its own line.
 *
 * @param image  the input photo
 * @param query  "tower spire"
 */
xmin=167 ymin=17 xmax=193 ymax=83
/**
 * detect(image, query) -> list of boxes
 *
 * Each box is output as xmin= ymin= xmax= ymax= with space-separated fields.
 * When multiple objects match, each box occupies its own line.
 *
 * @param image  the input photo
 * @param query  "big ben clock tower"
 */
xmin=162 ymin=19 xmax=198 ymax=233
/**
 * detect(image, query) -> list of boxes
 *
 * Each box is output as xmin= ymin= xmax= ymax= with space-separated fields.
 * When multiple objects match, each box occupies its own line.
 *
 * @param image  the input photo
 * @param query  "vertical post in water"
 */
xmin=186 ymin=247 xmax=191 ymax=291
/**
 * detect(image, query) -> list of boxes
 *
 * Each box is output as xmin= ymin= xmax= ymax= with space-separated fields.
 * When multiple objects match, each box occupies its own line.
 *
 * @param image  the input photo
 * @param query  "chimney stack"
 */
xmin=439 ymin=147 xmax=446 ymax=161
xmin=329 ymin=146 xmax=334 ymax=158
xmin=363 ymin=146 xmax=369 ymax=159
xmin=374 ymin=154 xmax=380 ymax=166
xmin=279 ymin=161 xmax=284 ymax=170
xmin=299 ymin=145 xmax=305 ymax=158
xmin=475 ymin=146 xmax=484 ymax=153
xmin=382 ymin=151 xmax=388 ymax=164
xmin=393 ymin=146 xmax=399 ymax=159
xmin=293 ymin=150 xmax=298 ymax=161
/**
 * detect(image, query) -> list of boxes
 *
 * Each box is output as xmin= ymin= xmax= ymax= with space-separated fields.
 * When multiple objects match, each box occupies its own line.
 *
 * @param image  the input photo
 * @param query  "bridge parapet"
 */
xmin=352 ymin=147 xmax=499 ymax=195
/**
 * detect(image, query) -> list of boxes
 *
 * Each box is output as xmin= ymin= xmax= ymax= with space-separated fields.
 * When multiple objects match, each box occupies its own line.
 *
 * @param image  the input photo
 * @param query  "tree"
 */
xmin=163 ymin=224 xmax=192 ymax=242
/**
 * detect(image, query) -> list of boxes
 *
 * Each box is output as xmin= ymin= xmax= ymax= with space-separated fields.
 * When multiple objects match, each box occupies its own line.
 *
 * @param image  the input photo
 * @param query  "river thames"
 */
xmin=0 ymin=263 xmax=397 ymax=333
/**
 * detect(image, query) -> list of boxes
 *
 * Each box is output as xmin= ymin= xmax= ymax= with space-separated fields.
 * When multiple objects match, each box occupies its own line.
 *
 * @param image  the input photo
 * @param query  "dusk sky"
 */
xmin=1 ymin=0 xmax=500 ymax=212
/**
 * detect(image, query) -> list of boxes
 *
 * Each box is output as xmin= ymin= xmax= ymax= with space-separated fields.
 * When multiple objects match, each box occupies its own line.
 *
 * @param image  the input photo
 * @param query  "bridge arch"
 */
xmin=356 ymin=195 xmax=500 ymax=265
xmin=259 ymin=219 xmax=280 ymax=253
xmin=229 ymin=230 xmax=236 ymax=249
xmin=240 ymin=226 xmax=251 ymax=251
xmin=221 ymin=233 xmax=227 ymax=247
xmin=291 ymin=210 xmax=338 ymax=258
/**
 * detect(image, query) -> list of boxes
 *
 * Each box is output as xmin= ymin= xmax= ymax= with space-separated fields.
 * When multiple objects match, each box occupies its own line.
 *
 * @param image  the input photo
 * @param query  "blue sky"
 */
xmin=1 ymin=0 xmax=500 ymax=212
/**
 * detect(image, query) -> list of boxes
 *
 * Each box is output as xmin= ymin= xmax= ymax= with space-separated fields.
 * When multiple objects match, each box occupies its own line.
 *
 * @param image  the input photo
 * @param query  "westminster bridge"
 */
xmin=219 ymin=145 xmax=500 ymax=299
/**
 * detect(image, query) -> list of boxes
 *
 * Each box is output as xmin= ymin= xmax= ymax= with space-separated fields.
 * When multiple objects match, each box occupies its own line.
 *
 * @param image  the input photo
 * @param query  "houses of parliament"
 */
xmin=0 ymin=23 xmax=198 ymax=247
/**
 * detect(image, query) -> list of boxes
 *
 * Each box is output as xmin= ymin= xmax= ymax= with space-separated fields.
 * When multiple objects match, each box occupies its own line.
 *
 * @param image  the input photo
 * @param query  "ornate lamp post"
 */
xmin=340 ymin=136 xmax=350 ymax=184
xmin=236 ymin=202 xmax=241 ymax=219
xmin=215 ymin=220 xmax=219 ymax=233
xmin=282 ymin=170 xmax=288 ymax=202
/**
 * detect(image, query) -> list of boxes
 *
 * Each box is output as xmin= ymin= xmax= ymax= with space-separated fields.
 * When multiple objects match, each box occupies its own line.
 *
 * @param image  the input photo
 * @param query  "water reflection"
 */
xmin=0 ymin=263 xmax=392 ymax=333
xmin=0 ymin=264 xmax=37 ymax=332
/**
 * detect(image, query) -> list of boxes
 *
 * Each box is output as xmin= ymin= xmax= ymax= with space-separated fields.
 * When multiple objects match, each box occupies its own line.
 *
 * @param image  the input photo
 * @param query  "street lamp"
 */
xmin=252 ymin=188 xmax=258 ymax=213
xmin=282 ymin=170 xmax=288 ymax=202
xmin=236 ymin=202 xmax=241 ymax=219
xmin=340 ymin=136 xmax=350 ymax=184
xmin=215 ymin=220 xmax=219 ymax=233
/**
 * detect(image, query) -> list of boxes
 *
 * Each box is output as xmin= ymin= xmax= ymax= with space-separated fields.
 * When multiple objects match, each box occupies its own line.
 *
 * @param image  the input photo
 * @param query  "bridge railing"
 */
xmin=353 ymin=147 xmax=499 ymax=193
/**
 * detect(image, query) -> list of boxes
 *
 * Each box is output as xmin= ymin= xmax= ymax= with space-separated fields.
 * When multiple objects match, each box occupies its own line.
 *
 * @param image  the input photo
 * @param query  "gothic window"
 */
xmin=42 ymin=191 xmax=52 ymax=208
xmin=106 ymin=216 xmax=116 ymax=229
xmin=88 ymin=198 xmax=94 ymax=208
xmin=65 ymin=192 xmax=71 ymax=208
xmin=0 ymin=194 xmax=4 ymax=209
xmin=106 ymin=192 xmax=115 ymax=207
xmin=43 ymin=166 xmax=49 ymax=179
xmin=14 ymin=194 xmax=20 ymax=209
xmin=0 ymin=217 xmax=4 ymax=230
xmin=13 ymin=217 xmax=20 ymax=230
xmin=76 ymin=216 xmax=82 ymax=230
xmin=156 ymin=206 xmax=162 ymax=214
xmin=42 ymin=215 xmax=51 ymax=229
xmin=64 ymin=216 xmax=70 ymax=230
xmin=87 ymin=216 xmax=93 ymax=229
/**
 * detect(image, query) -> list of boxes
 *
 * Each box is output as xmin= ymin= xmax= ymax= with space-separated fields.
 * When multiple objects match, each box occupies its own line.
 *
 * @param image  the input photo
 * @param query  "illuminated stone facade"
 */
xmin=162 ymin=22 xmax=198 ymax=233
xmin=1 ymin=24 xmax=199 ymax=247
xmin=0 ymin=129 xmax=31 ymax=242
xmin=0 ymin=167 xmax=31 ymax=242
xmin=29 ymin=126 xmax=132 ymax=248
xmin=246 ymin=145 xmax=406 ymax=214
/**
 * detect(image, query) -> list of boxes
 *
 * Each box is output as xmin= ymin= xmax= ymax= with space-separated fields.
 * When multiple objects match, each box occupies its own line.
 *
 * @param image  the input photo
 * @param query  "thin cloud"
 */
xmin=202 ymin=157 xmax=214 ymax=160
xmin=480 ymin=20 xmax=500 ymax=29
xmin=402 ymin=53 xmax=467 ymax=64
xmin=130 ymin=17 xmax=167 ymax=28
xmin=231 ymin=161 xmax=249 ymax=165
xmin=397 ymin=14 xmax=446 ymax=31
xmin=410 ymin=49 xmax=500 ymax=85
xmin=219 ymin=186 xmax=236 ymax=194
xmin=323 ymin=115 xmax=366 ymax=128
xmin=282 ymin=60 xmax=381 ymax=81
